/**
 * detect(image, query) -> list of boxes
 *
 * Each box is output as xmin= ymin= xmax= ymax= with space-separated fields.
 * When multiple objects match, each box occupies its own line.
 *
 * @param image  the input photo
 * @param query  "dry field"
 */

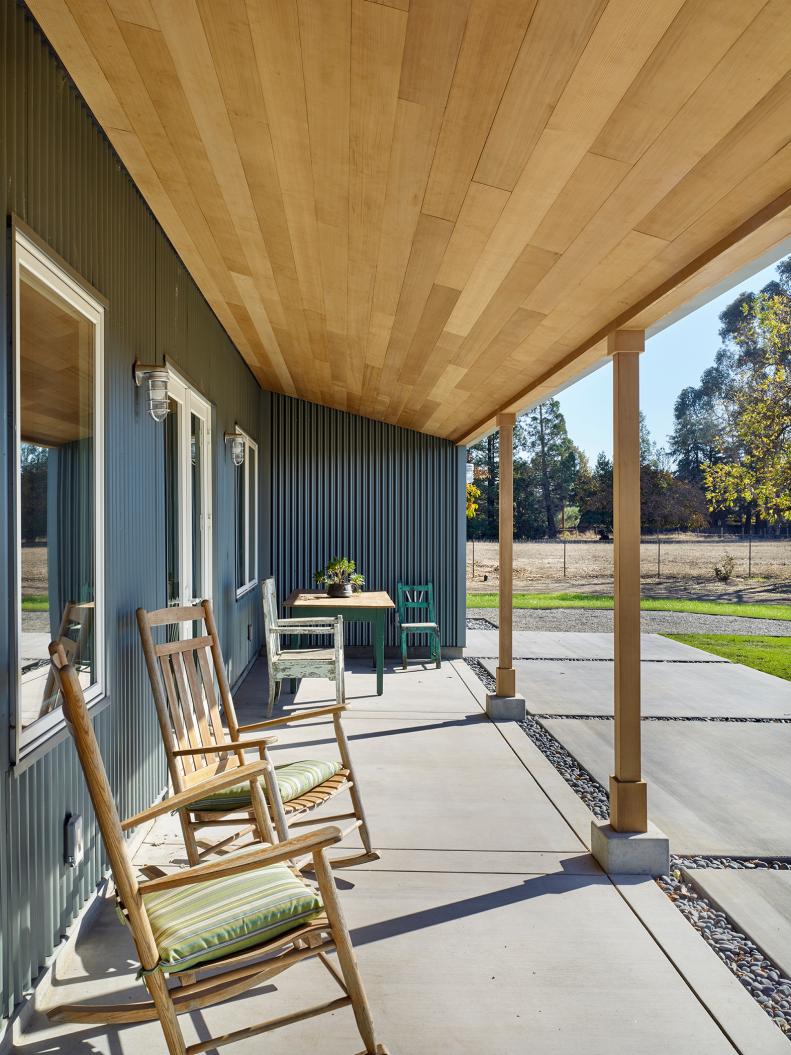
xmin=467 ymin=536 xmax=791 ymax=603
xmin=20 ymin=543 xmax=48 ymax=596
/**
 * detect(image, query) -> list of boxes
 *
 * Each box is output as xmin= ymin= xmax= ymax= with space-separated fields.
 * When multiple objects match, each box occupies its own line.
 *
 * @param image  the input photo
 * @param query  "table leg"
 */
xmin=374 ymin=613 xmax=384 ymax=695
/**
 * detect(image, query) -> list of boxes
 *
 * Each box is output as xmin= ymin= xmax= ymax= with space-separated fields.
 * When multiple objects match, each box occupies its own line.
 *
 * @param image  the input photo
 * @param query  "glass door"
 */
xmin=164 ymin=369 xmax=212 ymax=611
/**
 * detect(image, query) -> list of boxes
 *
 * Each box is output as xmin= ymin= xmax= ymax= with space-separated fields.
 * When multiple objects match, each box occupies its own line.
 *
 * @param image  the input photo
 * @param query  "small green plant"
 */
xmin=713 ymin=551 xmax=736 ymax=583
xmin=314 ymin=556 xmax=365 ymax=591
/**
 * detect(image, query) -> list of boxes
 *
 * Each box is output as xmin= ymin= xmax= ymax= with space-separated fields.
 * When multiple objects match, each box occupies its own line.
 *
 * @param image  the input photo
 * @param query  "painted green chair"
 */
xmin=396 ymin=583 xmax=441 ymax=669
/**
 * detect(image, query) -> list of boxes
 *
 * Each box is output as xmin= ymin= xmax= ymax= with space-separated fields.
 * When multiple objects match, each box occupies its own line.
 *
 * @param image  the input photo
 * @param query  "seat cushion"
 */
xmin=188 ymin=758 xmax=343 ymax=812
xmin=143 ymin=863 xmax=323 ymax=973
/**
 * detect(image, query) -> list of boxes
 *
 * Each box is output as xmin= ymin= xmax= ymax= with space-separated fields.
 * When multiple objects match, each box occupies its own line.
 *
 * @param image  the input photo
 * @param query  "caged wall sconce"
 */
xmin=225 ymin=429 xmax=245 ymax=466
xmin=133 ymin=360 xmax=171 ymax=422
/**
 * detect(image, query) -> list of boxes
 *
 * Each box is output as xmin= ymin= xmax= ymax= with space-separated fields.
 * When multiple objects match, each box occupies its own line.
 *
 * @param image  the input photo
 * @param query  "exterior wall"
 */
xmin=264 ymin=392 xmax=467 ymax=649
xmin=0 ymin=1 xmax=262 ymax=1016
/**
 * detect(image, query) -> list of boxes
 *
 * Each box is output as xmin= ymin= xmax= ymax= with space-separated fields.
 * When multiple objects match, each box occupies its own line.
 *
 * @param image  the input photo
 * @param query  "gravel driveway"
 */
xmin=469 ymin=607 xmax=791 ymax=636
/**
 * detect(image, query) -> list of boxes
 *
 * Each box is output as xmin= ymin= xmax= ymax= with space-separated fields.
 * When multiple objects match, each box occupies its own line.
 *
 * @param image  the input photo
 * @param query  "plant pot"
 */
xmin=327 ymin=583 xmax=353 ymax=599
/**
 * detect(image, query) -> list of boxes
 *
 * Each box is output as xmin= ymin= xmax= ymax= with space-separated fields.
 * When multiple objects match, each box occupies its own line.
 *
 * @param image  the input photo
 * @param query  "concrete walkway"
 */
xmin=470 ymin=632 xmax=791 ymax=720
xmin=14 ymin=659 xmax=787 ymax=1054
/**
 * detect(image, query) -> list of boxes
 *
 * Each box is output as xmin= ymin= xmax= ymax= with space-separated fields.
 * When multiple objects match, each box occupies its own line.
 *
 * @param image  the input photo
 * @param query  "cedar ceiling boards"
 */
xmin=26 ymin=0 xmax=791 ymax=443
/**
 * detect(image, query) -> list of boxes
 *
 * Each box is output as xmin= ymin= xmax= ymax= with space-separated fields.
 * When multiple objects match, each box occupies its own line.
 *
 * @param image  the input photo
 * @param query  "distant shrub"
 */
xmin=714 ymin=552 xmax=736 ymax=583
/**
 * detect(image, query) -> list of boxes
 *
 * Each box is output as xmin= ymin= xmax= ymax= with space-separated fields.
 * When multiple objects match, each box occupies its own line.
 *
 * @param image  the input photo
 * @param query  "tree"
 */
xmin=579 ymin=452 xmax=613 ymax=533
xmin=523 ymin=399 xmax=581 ymax=537
xmin=704 ymin=291 xmax=791 ymax=526
xmin=20 ymin=443 xmax=49 ymax=542
xmin=466 ymin=482 xmax=481 ymax=519
xmin=669 ymin=366 xmax=727 ymax=487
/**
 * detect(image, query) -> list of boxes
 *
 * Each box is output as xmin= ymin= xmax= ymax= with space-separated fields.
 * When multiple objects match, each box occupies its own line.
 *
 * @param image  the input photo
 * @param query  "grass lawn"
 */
xmin=466 ymin=591 xmax=791 ymax=622
xmin=21 ymin=595 xmax=49 ymax=611
xmin=664 ymin=633 xmax=791 ymax=681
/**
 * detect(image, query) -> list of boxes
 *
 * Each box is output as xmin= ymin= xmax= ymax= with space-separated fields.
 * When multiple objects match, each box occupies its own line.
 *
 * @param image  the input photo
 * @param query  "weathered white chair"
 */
xmin=263 ymin=577 xmax=344 ymax=716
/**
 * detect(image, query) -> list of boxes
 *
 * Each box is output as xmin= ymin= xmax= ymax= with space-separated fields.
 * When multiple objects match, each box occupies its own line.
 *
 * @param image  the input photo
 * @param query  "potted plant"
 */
xmin=314 ymin=557 xmax=365 ymax=599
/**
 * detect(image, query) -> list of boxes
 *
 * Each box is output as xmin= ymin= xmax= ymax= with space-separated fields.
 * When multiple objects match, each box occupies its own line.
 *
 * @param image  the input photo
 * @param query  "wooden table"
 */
xmin=283 ymin=590 xmax=395 ymax=696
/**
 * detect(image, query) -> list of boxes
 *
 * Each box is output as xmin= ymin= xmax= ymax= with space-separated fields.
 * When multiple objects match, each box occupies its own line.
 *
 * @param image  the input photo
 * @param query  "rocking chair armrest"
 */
xmin=138 ymin=825 xmax=344 ymax=892
xmin=120 ymin=759 xmax=271 ymax=831
xmin=171 ymin=737 xmax=278 ymax=757
xmin=238 ymin=703 xmax=348 ymax=733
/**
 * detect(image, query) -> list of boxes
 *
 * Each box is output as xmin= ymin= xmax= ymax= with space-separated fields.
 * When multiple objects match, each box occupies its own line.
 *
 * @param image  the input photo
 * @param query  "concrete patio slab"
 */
xmin=14 ymin=659 xmax=785 ymax=1054
xmin=542 ymin=718 xmax=791 ymax=856
xmin=686 ymin=870 xmax=791 ymax=981
xmin=479 ymin=656 xmax=791 ymax=719
xmin=466 ymin=629 xmax=721 ymax=661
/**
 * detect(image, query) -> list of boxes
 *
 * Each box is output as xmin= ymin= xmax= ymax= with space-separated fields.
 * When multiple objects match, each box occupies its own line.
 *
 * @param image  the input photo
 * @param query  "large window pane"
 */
xmin=234 ymin=431 xmax=257 ymax=595
xmin=235 ymin=457 xmax=247 ymax=591
xmin=18 ymin=267 xmax=99 ymax=734
xmin=164 ymin=397 xmax=181 ymax=608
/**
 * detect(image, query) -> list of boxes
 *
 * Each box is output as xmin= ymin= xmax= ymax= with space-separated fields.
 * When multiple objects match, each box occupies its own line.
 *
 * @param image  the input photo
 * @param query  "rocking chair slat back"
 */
xmin=137 ymin=603 xmax=243 ymax=793
xmin=47 ymin=643 xmax=161 ymax=971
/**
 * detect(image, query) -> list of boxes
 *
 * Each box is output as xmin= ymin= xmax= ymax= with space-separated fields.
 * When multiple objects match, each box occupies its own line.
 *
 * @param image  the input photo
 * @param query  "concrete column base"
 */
xmin=485 ymin=693 xmax=526 ymax=721
xmin=591 ymin=819 xmax=670 ymax=876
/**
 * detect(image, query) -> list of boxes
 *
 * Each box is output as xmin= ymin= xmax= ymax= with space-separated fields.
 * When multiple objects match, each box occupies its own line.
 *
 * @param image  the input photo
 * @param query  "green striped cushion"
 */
xmin=188 ymin=759 xmax=342 ymax=812
xmin=143 ymin=863 xmax=323 ymax=973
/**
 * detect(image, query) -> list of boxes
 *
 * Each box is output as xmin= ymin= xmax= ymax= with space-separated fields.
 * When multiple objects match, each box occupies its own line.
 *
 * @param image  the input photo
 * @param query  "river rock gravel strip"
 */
xmin=468 ymin=607 xmax=791 ymax=636
xmin=463 ymin=656 xmax=791 ymax=1040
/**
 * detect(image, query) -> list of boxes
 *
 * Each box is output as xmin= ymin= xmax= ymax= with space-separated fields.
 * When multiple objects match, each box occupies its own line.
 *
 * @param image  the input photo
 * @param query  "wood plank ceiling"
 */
xmin=26 ymin=0 xmax=791 ymax=443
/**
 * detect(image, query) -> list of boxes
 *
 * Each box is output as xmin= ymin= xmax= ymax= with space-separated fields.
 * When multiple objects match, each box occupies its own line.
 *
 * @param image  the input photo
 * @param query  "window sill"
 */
xmin=235 ymin=581 xmax=258 ymax=601
xmin=14 ymin=692 xmax=111 ymax=774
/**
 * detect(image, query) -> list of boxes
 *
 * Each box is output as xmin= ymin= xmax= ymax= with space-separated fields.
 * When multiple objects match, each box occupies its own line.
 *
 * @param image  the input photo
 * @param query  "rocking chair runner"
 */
xmin=47 ymin=645 xmax=387 ymax=1055
xmin=137 ymin=599 xmax=378 ymax=868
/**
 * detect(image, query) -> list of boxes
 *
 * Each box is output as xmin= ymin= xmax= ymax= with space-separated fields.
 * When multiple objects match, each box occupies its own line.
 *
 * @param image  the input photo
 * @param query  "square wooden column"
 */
xmin=608 ymin=330 xmax=647 ymax=833
xmin=496 ymin=413 xmax=516 ymax=697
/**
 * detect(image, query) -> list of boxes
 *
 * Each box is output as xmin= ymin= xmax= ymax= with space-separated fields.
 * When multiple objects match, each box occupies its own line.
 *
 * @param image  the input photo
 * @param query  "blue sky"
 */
xmin=555 ymin=257 xmax=785 ymax=465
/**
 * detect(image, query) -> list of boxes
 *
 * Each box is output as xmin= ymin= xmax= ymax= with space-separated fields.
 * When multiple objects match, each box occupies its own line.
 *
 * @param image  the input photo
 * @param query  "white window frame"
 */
xmin=166 ymin=365 xmax=213 ymax=607
xmin=234 ymin=427 xmax=258 ymax=599
xmin=13 ymin=229 xmax=106 ymax=758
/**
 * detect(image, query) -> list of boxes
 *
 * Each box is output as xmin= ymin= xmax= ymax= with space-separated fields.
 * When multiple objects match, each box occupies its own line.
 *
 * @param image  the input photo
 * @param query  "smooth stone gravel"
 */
xmin=469 ymin=607 xmax=791 ymax=637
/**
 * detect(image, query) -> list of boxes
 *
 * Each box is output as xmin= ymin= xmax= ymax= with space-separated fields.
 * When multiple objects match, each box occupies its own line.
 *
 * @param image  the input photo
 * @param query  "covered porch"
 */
xmin=3 ymin=0 xmax=791 ymax=1050
xmin=15 ymin=656 xmax=787 ymax=1055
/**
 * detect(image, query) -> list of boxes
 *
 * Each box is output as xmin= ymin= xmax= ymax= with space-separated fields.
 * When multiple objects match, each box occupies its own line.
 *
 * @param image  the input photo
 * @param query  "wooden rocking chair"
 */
xmin=137 ymin=600 xmax=378 ymax=869
xmin=47 ymin=644 xmax=387 ymax=1055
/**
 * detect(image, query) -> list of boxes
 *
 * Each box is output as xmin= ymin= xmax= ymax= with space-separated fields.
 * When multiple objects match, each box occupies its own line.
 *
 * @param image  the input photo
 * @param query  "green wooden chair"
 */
xmin=396 ymin=583 xmax=441 ymax=669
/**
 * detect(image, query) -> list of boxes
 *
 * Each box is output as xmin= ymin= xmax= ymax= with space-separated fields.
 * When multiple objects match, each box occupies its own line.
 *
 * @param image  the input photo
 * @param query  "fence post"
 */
xmin=563 ymin=540 xmax=567 ymax=578
xmin=748 ymin=536 xmax=752 ymax=579
xmin=472 ymin=538 xmax=475 ymax=580
xmin=657 ymin=537 xmax=661 ymax=580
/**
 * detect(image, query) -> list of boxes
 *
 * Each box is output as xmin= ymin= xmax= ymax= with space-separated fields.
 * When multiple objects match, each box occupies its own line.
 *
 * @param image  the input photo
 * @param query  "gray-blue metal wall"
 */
xmin=264 ymin=392 xmax=467 ymax=650
xmin=0 ymin=1 xmax=262 ymax=1016
xmin=0 ymin=0 xmax=465 ymax=1023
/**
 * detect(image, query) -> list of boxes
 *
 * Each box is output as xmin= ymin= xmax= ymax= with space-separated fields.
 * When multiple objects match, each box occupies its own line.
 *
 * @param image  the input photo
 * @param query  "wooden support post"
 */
xmin=608 ymin=330 xmax=647 ymax=833
xmin=496 ymin=413 xmax=516 ymax=698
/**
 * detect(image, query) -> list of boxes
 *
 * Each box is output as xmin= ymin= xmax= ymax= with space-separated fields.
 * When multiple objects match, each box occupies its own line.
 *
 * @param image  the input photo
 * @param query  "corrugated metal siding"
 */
xmin=265 ymin=392 xmax=467 ymax=649
xmin=0 ymin=1 xmax=262 ymax=1016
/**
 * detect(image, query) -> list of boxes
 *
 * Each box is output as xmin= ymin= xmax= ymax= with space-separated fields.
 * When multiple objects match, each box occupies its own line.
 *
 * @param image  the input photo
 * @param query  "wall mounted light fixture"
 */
xmin=225 ymin=429 xmax=245 ymax=467
xmin=133 ymin=360 xmax=171 ymax=422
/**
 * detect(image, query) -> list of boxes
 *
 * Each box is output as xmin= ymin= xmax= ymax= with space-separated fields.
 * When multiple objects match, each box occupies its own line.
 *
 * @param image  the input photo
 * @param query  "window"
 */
xmin=164 ymin=368 xmax=213 ymax=611
xmin=234 ymin=429 xmax=258 ymax=596
xmin=13 ymin=229 xmax=104 ymax=753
